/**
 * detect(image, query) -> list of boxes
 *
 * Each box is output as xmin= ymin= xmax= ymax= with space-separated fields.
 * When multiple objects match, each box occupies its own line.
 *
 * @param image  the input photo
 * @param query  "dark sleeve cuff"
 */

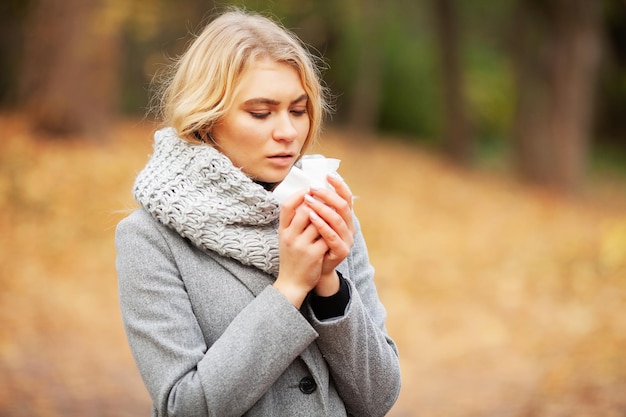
xmin=309 ymin=272 xmax=351 ymax=321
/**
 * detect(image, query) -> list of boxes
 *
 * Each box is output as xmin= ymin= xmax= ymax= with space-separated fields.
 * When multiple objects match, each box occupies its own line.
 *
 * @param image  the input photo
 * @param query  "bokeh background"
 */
xmin=1 ymin=0 xmax=626 ymax=416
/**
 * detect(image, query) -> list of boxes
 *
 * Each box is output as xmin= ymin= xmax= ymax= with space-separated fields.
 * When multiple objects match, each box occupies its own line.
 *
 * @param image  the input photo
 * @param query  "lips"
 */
xmin=268 ymin=152 xmax=296 ymax=161
xmin=267 ymin=153 xmax=296 ymax=167
xmin=269 ymin=152 xmax=295 ymax=158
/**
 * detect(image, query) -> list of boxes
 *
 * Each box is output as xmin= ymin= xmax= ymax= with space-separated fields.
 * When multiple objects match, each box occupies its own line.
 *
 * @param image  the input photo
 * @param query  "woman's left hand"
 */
xmin=304 ymin=173 xmax=355 ymax=295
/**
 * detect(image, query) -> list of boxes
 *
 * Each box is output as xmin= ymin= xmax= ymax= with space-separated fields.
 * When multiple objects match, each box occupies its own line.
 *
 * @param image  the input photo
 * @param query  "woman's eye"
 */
xmin=291 ymin=109 xmax=307 ymax=116
xmin=250 ymin=112 xmax=270 ymax=119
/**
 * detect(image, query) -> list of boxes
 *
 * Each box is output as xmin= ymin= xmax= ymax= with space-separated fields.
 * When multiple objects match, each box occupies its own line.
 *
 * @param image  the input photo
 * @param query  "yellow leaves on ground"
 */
xmin=600 ymin=216 xmax=626 ymax=270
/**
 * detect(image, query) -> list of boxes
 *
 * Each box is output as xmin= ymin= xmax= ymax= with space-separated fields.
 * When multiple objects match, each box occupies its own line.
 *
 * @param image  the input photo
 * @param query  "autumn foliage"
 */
xmin=1 ymin=114 xmax=625 ymax=416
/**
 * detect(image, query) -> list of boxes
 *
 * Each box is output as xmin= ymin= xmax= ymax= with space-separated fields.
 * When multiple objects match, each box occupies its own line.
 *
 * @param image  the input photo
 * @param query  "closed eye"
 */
xmin=250 ymin=112 xmax=270 ymax=119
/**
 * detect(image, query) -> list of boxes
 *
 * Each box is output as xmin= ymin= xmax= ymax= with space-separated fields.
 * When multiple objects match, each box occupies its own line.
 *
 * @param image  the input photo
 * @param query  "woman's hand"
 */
xmin=274 ymin=190 xmax=329 ymax=308
xmin=304 ymin=174 xmax=355 ymax=295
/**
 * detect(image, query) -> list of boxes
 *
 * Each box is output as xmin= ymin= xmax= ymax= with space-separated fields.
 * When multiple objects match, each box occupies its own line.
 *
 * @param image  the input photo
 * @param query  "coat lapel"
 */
xmin=205 ymin=250 xmax=275 ymax=296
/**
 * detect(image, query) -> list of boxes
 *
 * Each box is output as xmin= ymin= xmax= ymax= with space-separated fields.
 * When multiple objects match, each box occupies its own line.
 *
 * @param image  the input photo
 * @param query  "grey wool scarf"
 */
xmin=133 ymin=127 xmax=281 ymax=276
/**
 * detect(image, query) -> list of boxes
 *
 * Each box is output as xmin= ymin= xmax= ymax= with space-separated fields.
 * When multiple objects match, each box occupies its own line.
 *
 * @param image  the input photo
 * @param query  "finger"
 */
xmin=304 ymin=194 xmax=351 ymax=238
xmin=285 ymin=205 xmax=316 ymax=238
xmin=281 ymin=199 xmax=325 ymax=246
xmin=279 ymin=189 xmax=307 ymax=229
xmin=326 ymin=174 xmax=353 ymax=210
xmin=301 ymin=213 xmax=323 ymax=243
xmin=305 ymin=195 xmax=353 ymax=247
xmin=307 ymin=188 xmax=355 ymax=235
xmin=311 ymin=179 xmax=353 ymax=216
xmin=308 ymin=210 xmax=351 ymax=259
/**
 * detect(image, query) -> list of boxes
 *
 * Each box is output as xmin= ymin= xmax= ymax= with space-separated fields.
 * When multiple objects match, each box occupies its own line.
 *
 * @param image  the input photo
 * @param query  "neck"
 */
xmin=255 ymin=180 xmax=278 ymax=191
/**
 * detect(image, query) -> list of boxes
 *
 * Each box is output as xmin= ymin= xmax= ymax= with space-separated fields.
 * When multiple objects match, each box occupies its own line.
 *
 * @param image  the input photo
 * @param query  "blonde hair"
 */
xmin=156 ymin=8 xmax=330 ymax=153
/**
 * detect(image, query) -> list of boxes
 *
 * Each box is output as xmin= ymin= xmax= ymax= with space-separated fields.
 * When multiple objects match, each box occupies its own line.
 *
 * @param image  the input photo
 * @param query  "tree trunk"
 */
xmin=433 ymin=0 xmax=473 ymax=165
xmin=0 ymin=1 xmax=30 ymax=107
xmin=20 ymin=0 xmax=120 ymax=139
xmin=346 ymin=0 xmax=383 ymax=132
xmin=512 ymin=0 xmax=602 ymax=192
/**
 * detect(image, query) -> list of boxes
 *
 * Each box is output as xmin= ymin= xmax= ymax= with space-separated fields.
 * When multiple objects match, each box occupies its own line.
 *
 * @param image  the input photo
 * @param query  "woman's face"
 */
xmin=211 ymin=58 xmax=310 ymax=184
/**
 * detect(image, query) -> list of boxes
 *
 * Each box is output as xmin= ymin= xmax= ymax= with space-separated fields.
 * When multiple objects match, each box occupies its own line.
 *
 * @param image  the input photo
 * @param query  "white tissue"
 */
xmin=272 ymin=155 xmax=341 ymax=204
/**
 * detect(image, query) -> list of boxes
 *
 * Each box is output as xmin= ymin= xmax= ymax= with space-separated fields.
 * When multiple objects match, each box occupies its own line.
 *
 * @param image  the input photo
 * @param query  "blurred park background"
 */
xmin=1 ymin=0 xmax=626 ymax=416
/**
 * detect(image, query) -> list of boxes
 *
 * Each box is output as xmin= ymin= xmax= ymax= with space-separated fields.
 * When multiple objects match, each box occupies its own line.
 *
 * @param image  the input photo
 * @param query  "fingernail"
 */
xmin=309 ymin=210 xmax=320 ymax=221
xmin=304 ymin=194 xmax=316 ymax=204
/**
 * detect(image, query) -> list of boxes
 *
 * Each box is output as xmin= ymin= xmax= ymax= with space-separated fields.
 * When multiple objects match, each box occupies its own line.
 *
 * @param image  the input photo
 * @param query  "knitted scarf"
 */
xmin=133 ymin=127 xmax=281 ymax=276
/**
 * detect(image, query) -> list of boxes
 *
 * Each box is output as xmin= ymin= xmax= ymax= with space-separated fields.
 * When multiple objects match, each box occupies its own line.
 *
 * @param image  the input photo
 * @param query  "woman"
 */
xmin=115 ymin=8 xmax=401 ymax=417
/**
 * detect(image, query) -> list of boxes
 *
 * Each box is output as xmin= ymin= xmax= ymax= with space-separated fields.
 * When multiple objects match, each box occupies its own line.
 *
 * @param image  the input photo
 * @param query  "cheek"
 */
xmin=223 ymin=117 xmax=263 ymax=146
xmin=298 ymin=117 xmax=311 ymax=137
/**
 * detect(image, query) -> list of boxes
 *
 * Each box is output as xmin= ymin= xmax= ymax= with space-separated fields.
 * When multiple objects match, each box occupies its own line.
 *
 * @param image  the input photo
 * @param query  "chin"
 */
xmin=264 ymin=176 xmax=287 ymax=185
xmin=264 ymin=170 xmax=291 ymax=184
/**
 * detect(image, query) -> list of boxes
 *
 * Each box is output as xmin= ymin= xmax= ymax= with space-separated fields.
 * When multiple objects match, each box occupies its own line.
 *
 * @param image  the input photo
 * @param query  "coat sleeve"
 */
xmin=307 ymin=214 xmax=402 ymax=417
xmin=115 ymin=210 xmax=318 ymax=417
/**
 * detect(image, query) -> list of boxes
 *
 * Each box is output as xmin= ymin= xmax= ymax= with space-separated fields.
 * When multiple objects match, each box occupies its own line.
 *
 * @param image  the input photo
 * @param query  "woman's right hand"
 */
xmin=274 ymin=190 xmax=329 ymax=308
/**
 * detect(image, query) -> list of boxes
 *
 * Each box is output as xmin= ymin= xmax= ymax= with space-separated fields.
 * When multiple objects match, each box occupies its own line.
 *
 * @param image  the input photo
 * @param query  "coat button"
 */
xmin=299 ymin=376 xmax=317 ymax=394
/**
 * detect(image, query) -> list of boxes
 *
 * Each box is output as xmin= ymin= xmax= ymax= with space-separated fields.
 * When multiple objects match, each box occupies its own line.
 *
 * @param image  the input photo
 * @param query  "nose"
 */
xmin=273 ymin=112 xmax=298 ymax=142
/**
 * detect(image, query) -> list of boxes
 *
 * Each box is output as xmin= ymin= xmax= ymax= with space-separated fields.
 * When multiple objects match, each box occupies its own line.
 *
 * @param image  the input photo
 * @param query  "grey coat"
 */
xmin=116 ymin=208 xmax=401 ymax=416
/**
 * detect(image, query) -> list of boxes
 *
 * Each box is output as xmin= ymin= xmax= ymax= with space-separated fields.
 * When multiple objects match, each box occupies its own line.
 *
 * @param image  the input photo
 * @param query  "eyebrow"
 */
xmin=243 ymin=94 xmax=308 ymax=106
